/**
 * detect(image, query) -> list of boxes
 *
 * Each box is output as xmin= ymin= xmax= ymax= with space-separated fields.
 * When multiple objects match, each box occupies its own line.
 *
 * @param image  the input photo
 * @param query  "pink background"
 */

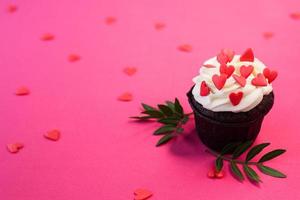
xmin=1 ymin=0 xmax=300 ymax=199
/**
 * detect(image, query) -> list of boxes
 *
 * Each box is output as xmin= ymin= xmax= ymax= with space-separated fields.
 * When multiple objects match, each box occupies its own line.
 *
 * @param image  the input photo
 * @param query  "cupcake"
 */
xmin=187 ymin=48 xmax=278 ymax=151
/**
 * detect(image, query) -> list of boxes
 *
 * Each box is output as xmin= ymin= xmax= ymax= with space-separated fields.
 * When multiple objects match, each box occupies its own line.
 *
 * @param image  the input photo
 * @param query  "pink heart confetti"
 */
xmin=177 ymin=44 xmax=192 ymax=53
xmin=118 ymin=92 xmax=133 ymax=102
xmin=15 ymin=86 xmax=30 ymax=96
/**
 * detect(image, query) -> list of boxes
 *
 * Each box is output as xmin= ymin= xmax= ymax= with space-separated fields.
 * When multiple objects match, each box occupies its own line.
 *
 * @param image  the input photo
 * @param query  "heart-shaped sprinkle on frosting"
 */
xmin=220 ymin=64 xmax=235 ymax=78
xmin=200 ymin=81 xmax=210 ymax=96
xmin=263 ymin=68 xmax=278 ymax=84
xmin=212 ymin=74 xmax=227 ymax=90
xmin=251 ymin=73 xmax=268 ymax=86
xmin=240 ymin=65 xmax=254 ymax=78
xmin=229 ymin=92 xmax=243 ymax=106
xmin=240 ymin=48 xmax=254 ymax=62
xmin=232 ymin=74 xmax=246 ymax=87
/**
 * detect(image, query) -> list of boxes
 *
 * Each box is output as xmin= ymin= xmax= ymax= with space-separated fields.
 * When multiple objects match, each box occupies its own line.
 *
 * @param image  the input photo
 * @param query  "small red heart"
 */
xmin=44 ymin=129 xmax=60 ymax=141
xmin=263 ymin=32 xmax=274 ymax=39
xmin=240 ymin=48 xmax=254 ymax=62
xmin=200 ymin=81 xmax=210 ymax=96
xmin=123 ymin=67 xmax=137 ymax=76
xmin=240 ymin=65 xmax=254 ymax=78
xmin=263 ymin=68 xmax=278 ymax=83
xmin=232 ymin=74 xmax=246 ymax=87
xmin=251 ymin=73 xmax=268 ymax=86
xmin=217 ymin=52 xmax=229 ymax=64
xmin=154 ymin=22 xmax=166 ymax=30
xmin=134 ymin=188 xmax=153 ymax=200
xmin=229 ymin=92 xmax=243 ymax=106
xmin=220 ymin=64 xmax=235 ymax=78
xmin=118 ymin=92 xmax=133 ymax=101
xmin=203 ymin=64 xmax=216 ymax=68
xmin=177 ymin=44 xmax=192 ymax=52
xmin=15 ymin=86 xmax=30 ymax=96
xmin=221 ymin=48 xmax=235 ymax=62
xmin=7 ymin=4 xmax=18 ymax=13
xmin=290 ymin=12 xmax=300 ymax=20
xmin=41 ymin=33 xmax=55 ymax=41
xmin=105 ymin=16 xmax=117 ymax=25
xmin=68 ymin=54 xmax=80 ymax=62
xmin=7 ymin=143 xmax=24 ymax=153
xmin=212 ymin=74 xmax=227 ymax=90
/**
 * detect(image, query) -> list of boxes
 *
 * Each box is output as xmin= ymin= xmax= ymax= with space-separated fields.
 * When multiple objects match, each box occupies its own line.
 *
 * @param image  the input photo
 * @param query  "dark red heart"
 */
xmin=251 ymin=73 xmax=268 ymax=86
xmin=221 ymin=48 xmax=235 ymax=62
xmin=200 ymin=81 xmax=210 ymax=96
xmin=240 ymin=65 xmax=254 ymax=78
xmin=240 ymin=48 xmax=254 ymax=62
xmin=217 ymin=53 xmax=229 ymax=64
xmin=263 ymin=68 xmax=278 ymax=83
xmin=220 ymin=64 xmax=235 ymax=78
xmin=229 ymin=92 xmax=243 ymax=106
xmin=212 ymin=74 xmax=227 ymax=90
xmin=232 ymin=74 xmax=246 ymax=87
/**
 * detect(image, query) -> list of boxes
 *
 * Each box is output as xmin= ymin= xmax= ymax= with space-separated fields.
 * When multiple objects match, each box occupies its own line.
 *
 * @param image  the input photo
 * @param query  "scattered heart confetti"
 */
xmin=41 ymin=33 xmax=55 ymax=41
xmin=7 ymin=143 xmax=24 ymax=153
xmin=221 ymin=48 xmax=235 ymax=62
xmin=217 ymin=52 xmax=229 ymax=64
xmin=212 ymin=74 xmax=227 ymax=90
xmin=123 ymin=67 xmax=137 ymax=76
xmin=203 ymin=64 xmax=216 ymax=68
xmin=229 ymin=92 xmax=243 ymax=106
xmin=200 ymin=81 xmax=210 ymax=96
xmin=263 ymin=32 xmax=274 ymax=40
xmin=118 ymin=92 xmax=133 ymax=101
xmin=220 ymin=64 xmax=235 ymax=78
xmin=177 ymin=44 xmax=192 ymax=52
xmin=290 ymin=12 xmax=300 ymax=20
xmin=154 ymin=22 xmax=166 ymax=30
xmin=15 ymin=86 xmax=30 ymax=96
xmin=240 ymin=48 xmax=254 ymax=62
xmin=232 ymin=74 xmax=246 ymax=87
xmin=105 ymin=16 xmax=117 ymax=25
xmin=68 ymin=54 xmax=81 ymax=62
xmin=134 ymin=188 xmax=153 ymax=200
xmin=263 ymin=68 xmax=278 ymax=83
xmin=251 ymin=73 xmax=268 ymax=86
xmin=240 ymin=65 xmax=254 ymax=78
xmin=44 ymin=129 xmax=60 ymax=141
xmin=7 ymin=4 xmax=18 ymax=13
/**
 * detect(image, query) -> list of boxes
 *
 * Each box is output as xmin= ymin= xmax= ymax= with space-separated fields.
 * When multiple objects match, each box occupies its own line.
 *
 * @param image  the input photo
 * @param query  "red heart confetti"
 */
xmin=7 ymin=4 xmax=18 ymax=13
xmin=290 ymin=12 xmax=300 ymax=20
xmin=240 ymin=48 xmax=254 ymax=62
xmin=251 ymin=73 xmax=268 ymax=86
xmin=233 ymin=74 xmax=246 ymax=87
xmin=68 ymin=54 xmax=81 ymax=62
xmin=263 ymin=32 xmax=274 ymax=40
xmin=203 ymin=64 xmax=216 ymax=68
xmin=123 ymin=67 xmax=137 ymax=76
xmin=154 ymin=22 xmax=166 ymax=30
xmin=229 ymin=92 xmax=243 ymax=106
xmin=220 ymin=64 xmax=235 ymax=78
xmin=177 ymin=44 xmax=192 ymax=52
xmin=7 ymin=143 xmax=24 ymax=153
xmin=41 ymin=33 xmax=55 ymax=41
xmin=263 ymin=68 xmax=278 ymax=83
xmin=200 ymin=81 xmax=210 ymax=96
xmin=44 ymin=129 xmax=61 ymax=141
xmin=212 ymin=74 xmax=227 ymax=90
xmin=105 ymin=16 xmax=117 ymax=25
xmin=240 ymin=65 xmax=254 ymax=78
xmin=15 ymin=86 xmax=30 ymax=96
xmin=221 ymin=48 xmax=235 ymax=62
xmin=134 ymin=188 xmax=153 ymax=200
xmin=217 ymin=52 xmax=229 ymax=64
xmin=118 ymin=92 xmax=133 ymax=101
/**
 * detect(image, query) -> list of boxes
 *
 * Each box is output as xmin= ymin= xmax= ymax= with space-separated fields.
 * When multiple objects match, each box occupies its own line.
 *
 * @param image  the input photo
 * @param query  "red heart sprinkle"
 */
xmin=221 ymin=48 xmax=235 ymax=62
xmin=7 ymin=4 xmax=17 ymax=13
xmin=177 ymin=44 xmax=192 ymax=52
xmin=7 ymin=143 xmax=24 ymax=153
xmin=290 ymin=12 xmax=300 ymax=20
xmin=263 ymin=32 xmax=274 ymax=39
xmin=240 ymin=48 xmax=254 ymax=62
xmin=134 ymin=188 xmax=153 ymax=200
xmin=263 ymin=68 xmax=278 ymax=83
xmin=68 ymin=54 xmax=80 ymax=62
xmin=200 ymin=81 xmax=210 ymax=96
xmin=15 ymin=86 xmax=30 ymax=96
xmin=123 ymin=67 xmax=137 ymax=76
xmin=118 ymin=92 xmax=133 ymax=101
xmin=240 ymin=65 xmax=254 ymax=78
xmin=154 ymin=22 xmax=166 ymax=30
xmin=251 ymin=73 xmax=268 ymax=86
xmin=229 ymin=92 xmax=243 ymax=106
xmin=217 ymin=52 xmax=229 ymax=64
xmin=41 ymin=33 xmax=55 ymax=41
xmin=44 ymin=129 xmax=60 ymax=141
xmin=105 ymin=16 xmax=117 ymax=25
xmin=203 ymin=64 xmax=216 ymax=68
xmin=233 ymin=74 xmax=246 ymax=87
xmin=212 ymin=74 xmax=227 ymax=90
xmin=220 ymin=64 xmax=235 ymax=78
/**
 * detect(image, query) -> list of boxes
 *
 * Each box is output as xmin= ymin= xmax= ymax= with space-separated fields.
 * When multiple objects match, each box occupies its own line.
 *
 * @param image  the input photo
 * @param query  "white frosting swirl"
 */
xmin=192 ymin=55 xmax=273 ymax=112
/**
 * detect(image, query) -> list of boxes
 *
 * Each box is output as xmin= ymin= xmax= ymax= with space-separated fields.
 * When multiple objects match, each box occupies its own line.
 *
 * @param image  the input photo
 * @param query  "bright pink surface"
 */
xmin=1 ymin=0 xmax=300 ymax=199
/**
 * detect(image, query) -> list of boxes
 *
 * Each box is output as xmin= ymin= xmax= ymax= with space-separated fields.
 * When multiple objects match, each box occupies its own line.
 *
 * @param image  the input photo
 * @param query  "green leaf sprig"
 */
xmin=207 ymin=141 xmax=287 ymax=183
xmin=130 ymin=98 xmax=192 ymax=146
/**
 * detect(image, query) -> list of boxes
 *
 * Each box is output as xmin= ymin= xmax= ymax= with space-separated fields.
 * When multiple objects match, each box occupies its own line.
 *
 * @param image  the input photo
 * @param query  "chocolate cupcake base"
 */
xmin=187 ymin=86 xmax=274 ymax=152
